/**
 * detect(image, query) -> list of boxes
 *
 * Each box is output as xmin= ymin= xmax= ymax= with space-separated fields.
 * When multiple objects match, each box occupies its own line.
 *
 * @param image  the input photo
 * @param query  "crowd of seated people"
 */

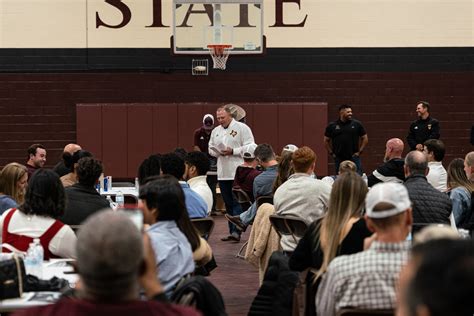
xmin=0 ymin=131 xmax=473 ymax=316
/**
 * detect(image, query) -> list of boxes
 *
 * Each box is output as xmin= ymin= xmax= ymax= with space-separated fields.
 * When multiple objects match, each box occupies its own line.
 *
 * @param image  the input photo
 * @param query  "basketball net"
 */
xmin=208 ymin=44 xmax=232 ymax=70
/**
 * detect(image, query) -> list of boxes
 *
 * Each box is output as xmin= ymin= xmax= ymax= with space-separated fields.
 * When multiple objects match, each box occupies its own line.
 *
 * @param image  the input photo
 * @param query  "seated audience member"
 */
xmin=184 ymin=151 xmax=213 ymax=215
xmin=138 ymin=175 xmax=196 ymax=295
xmin=142 ymin=175 xmax=213 ymax=268
xmin=25 ymin=143 xmax=46 ymax=181
xmin=423 ymin=139 xmax=447 ymax=192
xmin=0 ymin=169 xmax=76 ymax=259
xmin=12 ymin=210 xmax=200 ymax=316
xmin=225 ymin=144 xmax=287 ymax=231
xmin=274 ymin=146 xmax=331 ymax=252
xmin=60 ymin=150 xmax=92 ymax=187
xmin=446 ymin=158 xmax=473 ymax=227
xmin=367 ymin=138 xmax=405 ymax=187
xmin=397 ymin=239 xmax=473 ymax=316
xmin=316 ymin=182 xmax=412 ymax=316
xmin=233 ymin=144 xmax=261 ymax=201
xmin=61 ymin=157 xmax=110 ymax=225
xmin=404 ymin=150 xmax=451 ymax=227
xmin=464 ymin=151 xmax=474 ymax=181
xmin=321 ymin=160 xmax=357 ymax=186
xmin=289 ymin=172 xmax=371 ymax=316
xmin=161 ymin=153 xmax=207 ymax=219
xmin=53 ymin=143 xmax=82 ymax=177
xmin=137 ymin=154 xmax=161 ymax=185
xmin=0 ymin=163 xmax=28 ymax=214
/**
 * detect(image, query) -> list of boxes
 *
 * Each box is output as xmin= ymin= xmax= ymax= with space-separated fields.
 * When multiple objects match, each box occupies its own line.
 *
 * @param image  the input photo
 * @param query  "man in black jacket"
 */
xmin=406 ymin=101 xmax=440 ymax=151
xmin=403 ymin=150 xmax=451 ymax=229
xmin=61 ymin=157 xmax=109 ymax=225
xmin=368 ymin=138 xmax=405 ymax=187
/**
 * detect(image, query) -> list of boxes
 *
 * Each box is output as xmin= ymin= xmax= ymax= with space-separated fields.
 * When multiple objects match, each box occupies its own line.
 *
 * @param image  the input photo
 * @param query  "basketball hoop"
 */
xmin=207 ymin=44 xmax=232 ymax=70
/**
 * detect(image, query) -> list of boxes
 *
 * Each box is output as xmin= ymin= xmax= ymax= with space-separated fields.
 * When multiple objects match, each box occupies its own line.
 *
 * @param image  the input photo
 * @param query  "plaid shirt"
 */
xmin=316 ymin=240 xmax=410 ymax=316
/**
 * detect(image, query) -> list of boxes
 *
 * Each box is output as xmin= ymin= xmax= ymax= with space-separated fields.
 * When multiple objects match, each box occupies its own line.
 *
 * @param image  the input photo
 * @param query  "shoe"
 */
xmin=225 ymin=214 xmax=247 ymax=232
xmin=229 ymin=232 xmax=241 ymax=242
xmin=221 ymin=235 xmax=234 ymax=242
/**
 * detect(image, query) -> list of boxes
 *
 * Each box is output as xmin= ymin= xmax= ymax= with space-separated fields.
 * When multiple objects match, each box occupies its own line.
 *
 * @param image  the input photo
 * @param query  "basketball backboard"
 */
xmin=172 ymin=0 xmax=264 ymax=55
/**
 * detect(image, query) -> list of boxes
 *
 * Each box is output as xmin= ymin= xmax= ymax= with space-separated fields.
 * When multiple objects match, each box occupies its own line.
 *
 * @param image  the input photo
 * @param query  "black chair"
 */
xmin=232 ymin=187 xmax=252 ymax=211
xmin=256 ymin=195 xmax=273 ymax=208
xmin=191 ymin=217 xmax=215 ymax=239
xmin=269 ymin=214 xmax=309 ymax=245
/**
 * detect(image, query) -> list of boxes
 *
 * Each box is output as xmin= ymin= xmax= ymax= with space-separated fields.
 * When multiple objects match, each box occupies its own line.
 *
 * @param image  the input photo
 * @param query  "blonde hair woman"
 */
xmin=289 ymin=171 xmax=371 ymax=316
xmin=446 ymin=158 xmax=474 ymax=227
xmin=0 ymin=163 xmax=28 ymax=214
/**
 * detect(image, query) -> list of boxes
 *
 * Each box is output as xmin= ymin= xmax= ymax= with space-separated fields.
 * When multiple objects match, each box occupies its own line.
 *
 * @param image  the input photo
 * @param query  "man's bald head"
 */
xmin=384 ymin=138 xmax=404 ymax=161
xmin=464 ymin=151 xmax=474 ymax=181
xmin=64 ymin=143 xmax=81 ymax=154
xmin=405 ymin=150 xmax=428 ymax=177
xmin=77 ymin=210 xmax=143 ymax=301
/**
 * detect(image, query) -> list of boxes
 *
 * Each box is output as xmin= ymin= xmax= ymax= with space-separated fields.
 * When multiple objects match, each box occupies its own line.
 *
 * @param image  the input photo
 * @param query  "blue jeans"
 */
xmin=240 ymin=202 xmax=257 ymax=226
xmin=219 ymin=180 xmax=242 ymax=235
xmin=334 ymin=155 xmax=363 ymax=175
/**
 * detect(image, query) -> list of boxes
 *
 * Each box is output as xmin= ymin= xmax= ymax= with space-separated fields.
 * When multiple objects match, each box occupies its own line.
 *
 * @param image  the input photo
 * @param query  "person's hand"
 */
xmin=415 ymin=144 xmax=424 ymax=151
xmin=139 ymin=234 xmax=164 ymax=298
xmin=221 ymin=147 xmax=233 ymax=156
xmin=352 ymin=152 xmax=360 ymax=157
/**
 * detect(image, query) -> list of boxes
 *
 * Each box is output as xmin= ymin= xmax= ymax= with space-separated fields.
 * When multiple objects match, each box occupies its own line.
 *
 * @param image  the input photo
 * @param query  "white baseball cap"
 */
xmin=242 ymin=143 xmax=257 ymax=159
xmin=365 ymin=182 xmax=411 ymax=219
xmin=282 ymin=144 xmax=298 ymax=153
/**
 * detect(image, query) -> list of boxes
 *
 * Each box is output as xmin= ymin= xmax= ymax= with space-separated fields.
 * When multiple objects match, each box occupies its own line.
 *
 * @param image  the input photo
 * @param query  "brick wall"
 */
xmin=0 ymin=70 xmax=472 ymax=176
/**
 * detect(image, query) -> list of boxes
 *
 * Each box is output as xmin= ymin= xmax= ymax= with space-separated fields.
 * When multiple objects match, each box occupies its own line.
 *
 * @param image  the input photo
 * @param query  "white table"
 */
xmin=100 ymin=186 xmax=138 ymax=197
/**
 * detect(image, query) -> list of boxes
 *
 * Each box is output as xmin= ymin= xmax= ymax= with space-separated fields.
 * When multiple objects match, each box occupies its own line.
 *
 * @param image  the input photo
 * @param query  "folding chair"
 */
xmin=232 ymin=187 xmax=252 ymax=211
xmin=256 ymin=195 xmax=273 ymax=208
xmin=269 ymin=214 xmax=308 ymax=247
xmin=191 ymin=217 xmax=215 ymax=239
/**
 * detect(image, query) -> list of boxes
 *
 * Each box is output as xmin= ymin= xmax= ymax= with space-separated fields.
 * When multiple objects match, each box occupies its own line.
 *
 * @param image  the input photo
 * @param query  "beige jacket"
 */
xmin=245 ymin=203 xmax=281 ymax=284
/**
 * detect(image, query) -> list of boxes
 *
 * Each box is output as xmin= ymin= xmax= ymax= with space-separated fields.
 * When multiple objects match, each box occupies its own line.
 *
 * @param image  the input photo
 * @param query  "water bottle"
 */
xmin=25 ymin=238 xmax=43 ymax=278
xmin=106 ymin=195 xmax=114 ymax=208
xmin=116 ymin=191 xmax=125 ymax=208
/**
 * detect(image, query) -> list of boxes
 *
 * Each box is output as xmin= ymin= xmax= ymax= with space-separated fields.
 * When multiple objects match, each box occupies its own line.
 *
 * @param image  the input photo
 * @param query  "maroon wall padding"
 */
xmin=1 ymin=72 xmax=472 ymax=176
xmin=76 ymin=102 xmax=328 ymax=178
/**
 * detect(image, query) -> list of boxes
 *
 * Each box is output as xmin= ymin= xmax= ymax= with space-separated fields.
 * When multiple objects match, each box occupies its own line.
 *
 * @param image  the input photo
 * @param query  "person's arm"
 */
xmin=207 ymin=130 xmax=221 ymax=158
xmin=449 ymin=188 xmax=470 ymax=226
xmin=354 ymin=134 xmax=368 ymax=156
xmin=193 ymin=130 xmax=201 ymax=152
xmin=51 ymin=225 xmax=77 ymax=259
xmin=428 ymin=119 xmax=440 ymax=140
xmin=193 ymin=237 xmax=213 ymax=266
xmin=324 ymin=136 xmax=335 ymax=158
xmin=139 ymin=234 xmax=165 ymax=300
xmin=407 ymin=122 xmax=417 ymax=150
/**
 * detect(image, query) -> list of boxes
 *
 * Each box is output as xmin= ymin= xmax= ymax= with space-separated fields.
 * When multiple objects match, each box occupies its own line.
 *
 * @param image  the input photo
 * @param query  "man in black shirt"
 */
xmin=324 ymin=104 xmax=368 ymax=174
xmin=407 ymin=101 xmax=440 ymax=151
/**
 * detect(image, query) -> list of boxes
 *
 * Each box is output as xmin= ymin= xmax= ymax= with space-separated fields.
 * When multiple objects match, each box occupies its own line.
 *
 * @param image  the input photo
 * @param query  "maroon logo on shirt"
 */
xmin=230 ymin=130 xmax=238 ymax=137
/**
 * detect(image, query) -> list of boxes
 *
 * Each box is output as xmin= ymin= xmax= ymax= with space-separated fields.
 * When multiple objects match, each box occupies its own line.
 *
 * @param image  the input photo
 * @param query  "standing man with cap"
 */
xmin=194 ymin=114 xmax=218 ymax=213
xmin=407 ymin=101 xmax=440 ymax=151
xmin=324 ymin=104 xmax=368 ymax=174
xmin=316 ymin=182 xmax=412 ymax=316
xmin=209 ymin=105 xmax=255 ymax=242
